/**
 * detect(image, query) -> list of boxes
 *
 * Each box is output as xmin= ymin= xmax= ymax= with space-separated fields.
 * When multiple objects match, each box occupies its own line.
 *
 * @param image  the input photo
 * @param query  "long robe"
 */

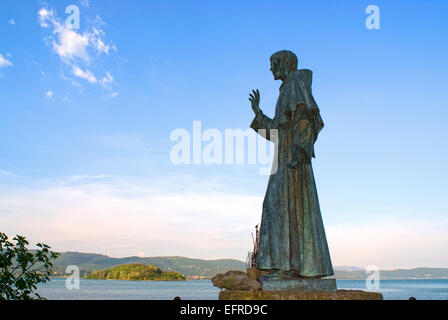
xmin=250 ymin=69 xmax=334 ymax=278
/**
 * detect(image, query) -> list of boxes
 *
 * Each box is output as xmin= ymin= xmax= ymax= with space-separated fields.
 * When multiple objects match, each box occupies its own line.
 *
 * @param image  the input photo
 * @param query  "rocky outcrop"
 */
xmin=212 ymin=271 xmax=261 ymax=291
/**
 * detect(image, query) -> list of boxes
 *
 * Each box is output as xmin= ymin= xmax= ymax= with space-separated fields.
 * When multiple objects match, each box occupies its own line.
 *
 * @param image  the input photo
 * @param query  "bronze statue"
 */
xmin=249 ymin=50 xmax=334 ymax=279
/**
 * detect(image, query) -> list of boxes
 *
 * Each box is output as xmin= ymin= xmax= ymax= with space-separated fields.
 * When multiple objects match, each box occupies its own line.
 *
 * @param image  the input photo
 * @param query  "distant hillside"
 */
xmin=335 ymin=267 xmax=448 ymax=280
xmin=86 ymin=264 xmax=185 ymax=281
xmin=52 ymin=252 xmax=246 ymax=278
xmin=334 ymin=266 xmax=365 ymax=272
xmin=52 ymin=252 xmax=448 ymax=279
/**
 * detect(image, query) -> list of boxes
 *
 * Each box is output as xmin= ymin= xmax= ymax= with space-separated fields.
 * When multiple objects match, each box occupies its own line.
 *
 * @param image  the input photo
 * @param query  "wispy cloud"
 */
xmin=0 ymin=175 xmax=260 ymax=260
xmin=71 ymin=65 xmax=97 ymax=83
xmin=80 ymin=0 xmax=90 ymax=8
xmin=0 ymin=170 xmax=20 ymax=177
xmin=0 ymin=173 xmax=446 ymax=267
xmin=37 ymin=5 xmax=117 ymax=93
xmin=326 ymin=220 xmax=448 ymax=269
xmin=99 ymin=72 xmax=117 ymax=98
xmin=99 ymin=71 xmax=113 ymax=87
xmin=0 ymin=54 xmax=13 ymax=68
xmin=45 ymin=91 xmax=54 ymax=99
xmin=106 ymin=91 xmax=118 ymax=99
xmin=8 ymin=18 xmax=15 ymax=25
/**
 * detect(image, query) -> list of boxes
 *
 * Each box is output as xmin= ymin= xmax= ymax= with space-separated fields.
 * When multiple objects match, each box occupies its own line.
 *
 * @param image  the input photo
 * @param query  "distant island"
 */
xmin=51 ymin=251 xmax=448 ymax=280
xmin=52 ymin=252 xmax=245 ymax=279
xmin=85 ymin=264 xmax=186 ymax=281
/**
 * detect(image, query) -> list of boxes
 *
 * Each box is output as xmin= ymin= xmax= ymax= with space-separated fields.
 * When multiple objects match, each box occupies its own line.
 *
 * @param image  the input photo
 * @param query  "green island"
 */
xmin=85 ymin=264 xmax=186 ymax=281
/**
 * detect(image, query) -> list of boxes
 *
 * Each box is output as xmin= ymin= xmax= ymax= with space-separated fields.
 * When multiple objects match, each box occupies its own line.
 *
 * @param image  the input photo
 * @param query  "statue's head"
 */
xmin=270 ymin=50 xmax=298 ymax=81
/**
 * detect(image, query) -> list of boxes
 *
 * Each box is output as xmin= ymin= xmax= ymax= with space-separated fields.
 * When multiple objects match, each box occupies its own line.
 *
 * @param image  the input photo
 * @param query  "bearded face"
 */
xmin=270 ymin=58 xmax=284 ymax=80
xmin=270 ymin=57 xmax=286 ymax=81
xmin=270 ymin=51 xmax=298 ymax=81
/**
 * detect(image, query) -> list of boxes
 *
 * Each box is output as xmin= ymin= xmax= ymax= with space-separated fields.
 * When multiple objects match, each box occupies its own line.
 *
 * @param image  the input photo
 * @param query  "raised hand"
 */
xmin=249 ymin=89 xmax=261 ymax=115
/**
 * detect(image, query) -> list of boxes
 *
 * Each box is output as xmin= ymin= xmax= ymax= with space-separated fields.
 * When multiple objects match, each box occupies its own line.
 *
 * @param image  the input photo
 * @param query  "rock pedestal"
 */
xmin=260 ymin=278 xmax=337 ymax=292
xmin=213 ymin=270 xmax=383 ymax=300
xmin=219 ymin=289 xmax=383 ymax=300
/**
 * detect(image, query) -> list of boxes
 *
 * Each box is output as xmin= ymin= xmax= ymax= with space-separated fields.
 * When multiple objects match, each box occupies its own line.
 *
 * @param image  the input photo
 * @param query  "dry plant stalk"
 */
xmin=251 ymin=224 xmax=260 ymax=268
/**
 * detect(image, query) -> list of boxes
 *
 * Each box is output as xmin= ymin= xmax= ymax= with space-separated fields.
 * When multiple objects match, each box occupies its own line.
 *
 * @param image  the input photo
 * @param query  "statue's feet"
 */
xmin=259 ymin=269 xmax=305 ymax=281
xmin=258 ymin=270 xmax=280 ymax=281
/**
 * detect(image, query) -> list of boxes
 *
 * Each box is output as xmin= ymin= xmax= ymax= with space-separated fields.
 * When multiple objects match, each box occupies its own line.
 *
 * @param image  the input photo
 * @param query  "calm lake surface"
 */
xmin=37 ymin=278 xmax=448 ymax=300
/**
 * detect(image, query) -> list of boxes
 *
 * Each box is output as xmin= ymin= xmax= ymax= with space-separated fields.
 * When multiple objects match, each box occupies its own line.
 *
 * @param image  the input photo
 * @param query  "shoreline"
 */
xmin=49 ymin=277 xmax=448 ymax=281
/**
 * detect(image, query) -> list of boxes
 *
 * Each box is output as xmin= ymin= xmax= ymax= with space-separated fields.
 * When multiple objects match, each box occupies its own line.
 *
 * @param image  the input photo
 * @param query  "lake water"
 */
xmin=36 ymin=278 xmax=448 ymax=300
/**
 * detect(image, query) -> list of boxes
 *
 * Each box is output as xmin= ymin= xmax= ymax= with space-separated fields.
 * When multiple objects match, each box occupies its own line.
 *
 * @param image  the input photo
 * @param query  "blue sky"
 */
xmin=0 ymin=0 xmax=447 ymax=268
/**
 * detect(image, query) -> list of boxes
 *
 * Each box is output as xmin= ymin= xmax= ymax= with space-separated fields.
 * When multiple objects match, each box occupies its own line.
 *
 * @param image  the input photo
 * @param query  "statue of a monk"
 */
xmin=249 ymin=50 xmax=334 ymax=279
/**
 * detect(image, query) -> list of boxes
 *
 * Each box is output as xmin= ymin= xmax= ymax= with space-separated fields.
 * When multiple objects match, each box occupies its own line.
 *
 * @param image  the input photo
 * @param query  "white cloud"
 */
xmin=8 ymin=18 xmax=15 ymax=25
xmin=54 ymin=28 xmax=90 ymax=63
xmin=38 ymin=5 xmax=117 ymax=93
xmin=0 ymin=170 xmax=20 ymax=177
xmin=71 ymin=65 xmax=97 ymax=83
xmin=39 ymin=8 xmax=90 ymax=64
xmin=102 ymin=91 xmax=118 ymax=99
xmin=80 ymin=0 xmax=90 ymax=8
xmin=60 ymin=73 xmax=82 ymax=87
xmin=91 ymin=28 xmax=112 ymax=55
xmin=0 ymin=175 xmax=261 ymax=260
xmin=38 ymin=7 xmax=113 ymax=64
xmin=99 ymin=71 xmax=114 ymax=87
xmin=38 ymin=8 xmax=54 ymax=28
xmin=0 ymin=174 xmax=446 ymax=267
xmin=65 ymin=174 xmax=112 ymax=183
xmin=326 ymin=220 xmax=448 ymax=269
xmin=0 ymin=54 xmax=13 ymax=68
xmin=45 ymin=91 xmax=54 ymax=98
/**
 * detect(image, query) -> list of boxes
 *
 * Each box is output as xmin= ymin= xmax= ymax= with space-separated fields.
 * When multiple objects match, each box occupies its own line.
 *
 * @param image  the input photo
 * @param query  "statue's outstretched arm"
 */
xmin=248 ymin=89 xmax=275 ymax=141
xmin=250 ymin=110 xmax=275 ymax=141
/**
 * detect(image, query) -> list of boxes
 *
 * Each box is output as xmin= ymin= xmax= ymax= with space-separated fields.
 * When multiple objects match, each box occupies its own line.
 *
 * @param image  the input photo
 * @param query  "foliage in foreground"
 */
xmin=86 ymin=263 xmax=186 ymax=281
xmin=0 ymin=232 xmax=59 ymax=300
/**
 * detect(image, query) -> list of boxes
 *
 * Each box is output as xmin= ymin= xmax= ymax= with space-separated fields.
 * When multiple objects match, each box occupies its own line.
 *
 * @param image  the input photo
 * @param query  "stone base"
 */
xmin=260 ymin=278 xmax=337 ymax=292
xmin=219 ymin=290 xmax=383 ymax=300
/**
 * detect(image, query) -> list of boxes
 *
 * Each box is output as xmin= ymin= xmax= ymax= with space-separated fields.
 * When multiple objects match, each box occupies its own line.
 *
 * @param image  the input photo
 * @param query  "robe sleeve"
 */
xmin=293 ymin=116 xmax=314 ymax=161
xmin=250 ymin=110 xmax=276 ymax=141
xmin=289 ymin=76 xmax=322 ymax=159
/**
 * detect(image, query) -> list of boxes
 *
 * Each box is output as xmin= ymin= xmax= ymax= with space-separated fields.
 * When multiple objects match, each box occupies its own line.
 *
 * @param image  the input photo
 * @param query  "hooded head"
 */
xmin=270 ymin=50 xmax=298 ymax=81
